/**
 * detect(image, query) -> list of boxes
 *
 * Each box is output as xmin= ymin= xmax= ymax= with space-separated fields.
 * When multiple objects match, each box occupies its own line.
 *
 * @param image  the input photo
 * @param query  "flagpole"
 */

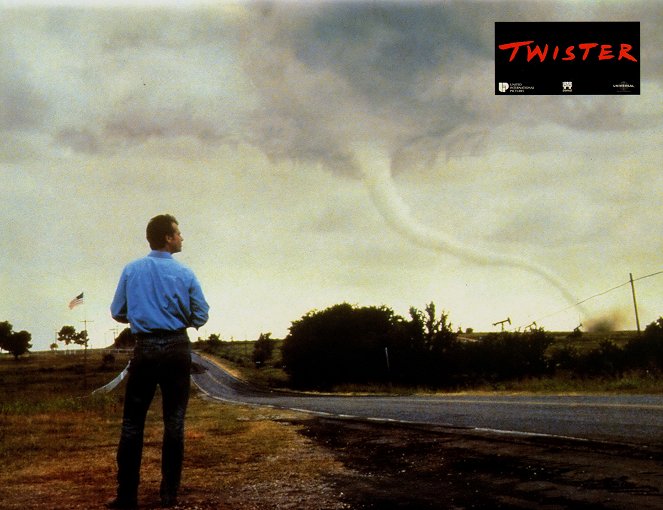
xmin=80 ymin=306 xmax=93 ymax=390
xmin=69 ymin=291 xmax=90 ymax=389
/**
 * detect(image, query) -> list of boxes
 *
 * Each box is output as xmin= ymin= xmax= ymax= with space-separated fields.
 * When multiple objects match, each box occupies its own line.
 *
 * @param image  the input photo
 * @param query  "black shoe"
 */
xmin=105 ymin=497 xmax=138 ymax=509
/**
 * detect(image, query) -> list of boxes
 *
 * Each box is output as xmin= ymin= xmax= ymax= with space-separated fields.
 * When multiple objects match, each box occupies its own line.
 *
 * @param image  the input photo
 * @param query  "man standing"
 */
xmin=108 ymin=214 xmax=209 ymax=509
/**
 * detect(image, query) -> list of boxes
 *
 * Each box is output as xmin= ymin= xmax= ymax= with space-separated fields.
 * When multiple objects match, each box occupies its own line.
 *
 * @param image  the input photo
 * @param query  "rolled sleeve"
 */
xmin=110 ymin=271 xmax=130 ymax=324
xmin=189 ymin=276 xmax=210 ymax=329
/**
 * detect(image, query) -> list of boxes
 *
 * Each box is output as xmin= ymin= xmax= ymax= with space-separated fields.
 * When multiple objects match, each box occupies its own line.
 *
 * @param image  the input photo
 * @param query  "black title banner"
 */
xmin=495 ymin=22 xmax=640 ymax=95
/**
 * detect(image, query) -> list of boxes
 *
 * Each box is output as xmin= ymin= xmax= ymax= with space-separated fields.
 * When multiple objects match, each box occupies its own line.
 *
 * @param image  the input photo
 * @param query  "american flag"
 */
xmin=68 ymin=292 xmax=84 ymax=310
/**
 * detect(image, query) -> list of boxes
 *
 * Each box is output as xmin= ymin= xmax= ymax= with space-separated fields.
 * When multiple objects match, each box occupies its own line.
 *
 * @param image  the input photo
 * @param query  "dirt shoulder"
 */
xmin=293 ymin=417 xmax=663 ymax=510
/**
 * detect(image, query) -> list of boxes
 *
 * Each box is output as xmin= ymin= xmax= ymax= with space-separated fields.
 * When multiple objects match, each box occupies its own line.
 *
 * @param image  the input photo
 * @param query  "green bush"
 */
xmin=282 ymin=303 xmax=398 ymax=389
xmin=279 ymin=305 xmax=663 ymax=390
xmin=458 ymin=329 xmax=552 ymax=383
xmin=624 ymin=317 xmax=663 ymax=371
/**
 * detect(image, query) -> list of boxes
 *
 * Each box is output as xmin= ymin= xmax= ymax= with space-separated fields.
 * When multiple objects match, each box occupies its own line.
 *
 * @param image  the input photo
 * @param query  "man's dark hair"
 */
xmin=146 ymin=214 xmax=178 ymax=250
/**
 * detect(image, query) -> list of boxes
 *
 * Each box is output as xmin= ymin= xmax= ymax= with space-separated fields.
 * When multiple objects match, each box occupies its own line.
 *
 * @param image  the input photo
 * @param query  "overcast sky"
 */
xmin=1 ymin=1 xmax=661 ymax=351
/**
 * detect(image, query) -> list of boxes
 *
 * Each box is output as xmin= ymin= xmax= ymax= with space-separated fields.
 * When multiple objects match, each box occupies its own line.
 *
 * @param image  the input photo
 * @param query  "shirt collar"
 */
xmin=148 ymin=250 xmax=174 ymax=259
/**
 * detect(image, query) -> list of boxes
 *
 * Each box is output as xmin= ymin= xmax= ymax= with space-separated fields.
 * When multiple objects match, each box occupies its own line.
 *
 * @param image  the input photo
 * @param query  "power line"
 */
xmin=524 ymin=269 xmax=663 ymax=327
xmin=633 ymin=269 xmax=663 ymax=283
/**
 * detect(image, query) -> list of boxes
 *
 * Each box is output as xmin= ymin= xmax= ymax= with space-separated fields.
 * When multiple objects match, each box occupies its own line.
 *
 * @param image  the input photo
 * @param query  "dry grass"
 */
xmin=0 ymin=351 xmax=351 ymax=510
xmin=3 ymin=348 xmax=662 ymax=510
xmin=180 ymin=401 xmax=350 ymax=510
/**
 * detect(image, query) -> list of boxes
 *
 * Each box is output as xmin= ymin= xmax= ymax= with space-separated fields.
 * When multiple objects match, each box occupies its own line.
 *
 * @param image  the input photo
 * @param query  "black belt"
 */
xmin=135 ymin=328 xmax=187 ymax=339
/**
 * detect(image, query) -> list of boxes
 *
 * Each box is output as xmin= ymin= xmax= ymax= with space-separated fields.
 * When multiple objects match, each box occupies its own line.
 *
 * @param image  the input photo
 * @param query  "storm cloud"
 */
xmin=1 ymin=1 xmax=661 ymax=349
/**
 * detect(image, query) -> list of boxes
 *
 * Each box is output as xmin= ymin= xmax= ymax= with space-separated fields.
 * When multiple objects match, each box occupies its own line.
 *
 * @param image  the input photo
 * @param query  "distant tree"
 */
xmin=6 ymin=331 xmax=32 ymax=360
xmin=252 ymin=332 xmax=275 ymax=367
xmin=646 ymin=317 xmax=663 ymax=335
xmin=462 ymin=328 xmax=552 ymax=382
xmin=388 ymin=303 xmax=459 ymax=386
xmin=549 ymin=344 xmax=580 ymax=372
xmin=624 ymin=317 xmax=663 ymax=371
xmin=406 ymin=302 xmax=451 ymax=351
xmin=199 ymin=333 xmax=222 ymax=353
xmin=207 ymin=333 xmax=222 ymax=348
xmin=282 ymin=303 xmax=399 ymax=389
xmin=281 ymin=301 xmax=464 ymax=389
xmin=50 ymin=342 xmax=59 ymax=351
xmin=577 ymin=339 xmax=626 ymax=377
xmin=0 ymin=321 xmax=12 ymax=352
xmin=57 ymin=325 xmax=88 ymax=347
xmin=57 ymin=325 xmax=93 ymax=388
xmin=0 ymin=322 xmax=32 ymax=360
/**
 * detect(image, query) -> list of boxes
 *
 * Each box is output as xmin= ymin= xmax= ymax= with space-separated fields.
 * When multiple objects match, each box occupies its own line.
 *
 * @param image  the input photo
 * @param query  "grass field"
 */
xmin=0 ymin=350 xmax=347 ymax=509
xmin=0 ymin=334 xmax=663 ymax=510
xmin=2 ymin=343 xmax=662 ymax=509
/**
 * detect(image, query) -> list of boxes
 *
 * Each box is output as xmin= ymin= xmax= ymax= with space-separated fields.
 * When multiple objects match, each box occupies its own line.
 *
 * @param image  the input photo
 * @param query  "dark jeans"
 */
xmin=116 ymin=333 xmax=191 ymax=502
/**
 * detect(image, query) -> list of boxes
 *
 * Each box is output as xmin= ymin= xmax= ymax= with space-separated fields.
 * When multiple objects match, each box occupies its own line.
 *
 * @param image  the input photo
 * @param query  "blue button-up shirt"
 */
xmin=111 ymin=251 xmax=210 ymax=334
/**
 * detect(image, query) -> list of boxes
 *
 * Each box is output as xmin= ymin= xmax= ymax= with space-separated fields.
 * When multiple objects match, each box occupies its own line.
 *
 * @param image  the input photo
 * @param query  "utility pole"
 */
xmin=629 ymin=273 xmax=641 ymax=334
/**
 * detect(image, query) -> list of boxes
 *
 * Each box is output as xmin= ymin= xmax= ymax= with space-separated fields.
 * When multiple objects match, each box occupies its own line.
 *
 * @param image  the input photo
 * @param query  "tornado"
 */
xmin=354 ymin=146 xmax=584 ymax=313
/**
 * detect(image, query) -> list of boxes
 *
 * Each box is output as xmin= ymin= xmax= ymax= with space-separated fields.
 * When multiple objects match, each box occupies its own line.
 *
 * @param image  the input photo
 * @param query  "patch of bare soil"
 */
xmin=294 ymin=417 xmax=663 ymax=510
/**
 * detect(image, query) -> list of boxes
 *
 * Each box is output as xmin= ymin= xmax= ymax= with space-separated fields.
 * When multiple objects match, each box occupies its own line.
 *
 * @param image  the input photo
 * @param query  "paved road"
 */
xmin=191 ymin=352 xmax=663 ymax=447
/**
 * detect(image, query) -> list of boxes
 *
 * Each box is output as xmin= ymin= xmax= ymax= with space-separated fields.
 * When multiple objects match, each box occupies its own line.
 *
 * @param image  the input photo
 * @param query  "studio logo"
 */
xmin=562 ymin=81 xmax=573 ymax=92
xmin=498 ymin=82 xmax=509 ymax=93
xmin=613 ymin=81 xmax=636 ymax=93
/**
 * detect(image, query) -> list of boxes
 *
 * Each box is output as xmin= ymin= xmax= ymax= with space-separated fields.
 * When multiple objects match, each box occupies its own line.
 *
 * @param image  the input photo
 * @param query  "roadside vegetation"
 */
xmin=196 ymin=303 xmax=663 ymax=394
xmin=3 ymin=301 xmax=663 ymax=396
xmin=1 ymin=306 xmax=662 ymax=508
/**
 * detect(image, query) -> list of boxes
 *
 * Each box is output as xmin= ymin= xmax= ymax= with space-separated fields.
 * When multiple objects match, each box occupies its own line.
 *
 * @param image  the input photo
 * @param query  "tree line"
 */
xmin=0 ymin=322 xmax=92 ymax=360
xmin=4 ymin=304 xmax=663 ymax=391
xmin=280 ymin=303 xmax=663 ymax=390
xmin=551 ymin=318 xmax=663 ymax=378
